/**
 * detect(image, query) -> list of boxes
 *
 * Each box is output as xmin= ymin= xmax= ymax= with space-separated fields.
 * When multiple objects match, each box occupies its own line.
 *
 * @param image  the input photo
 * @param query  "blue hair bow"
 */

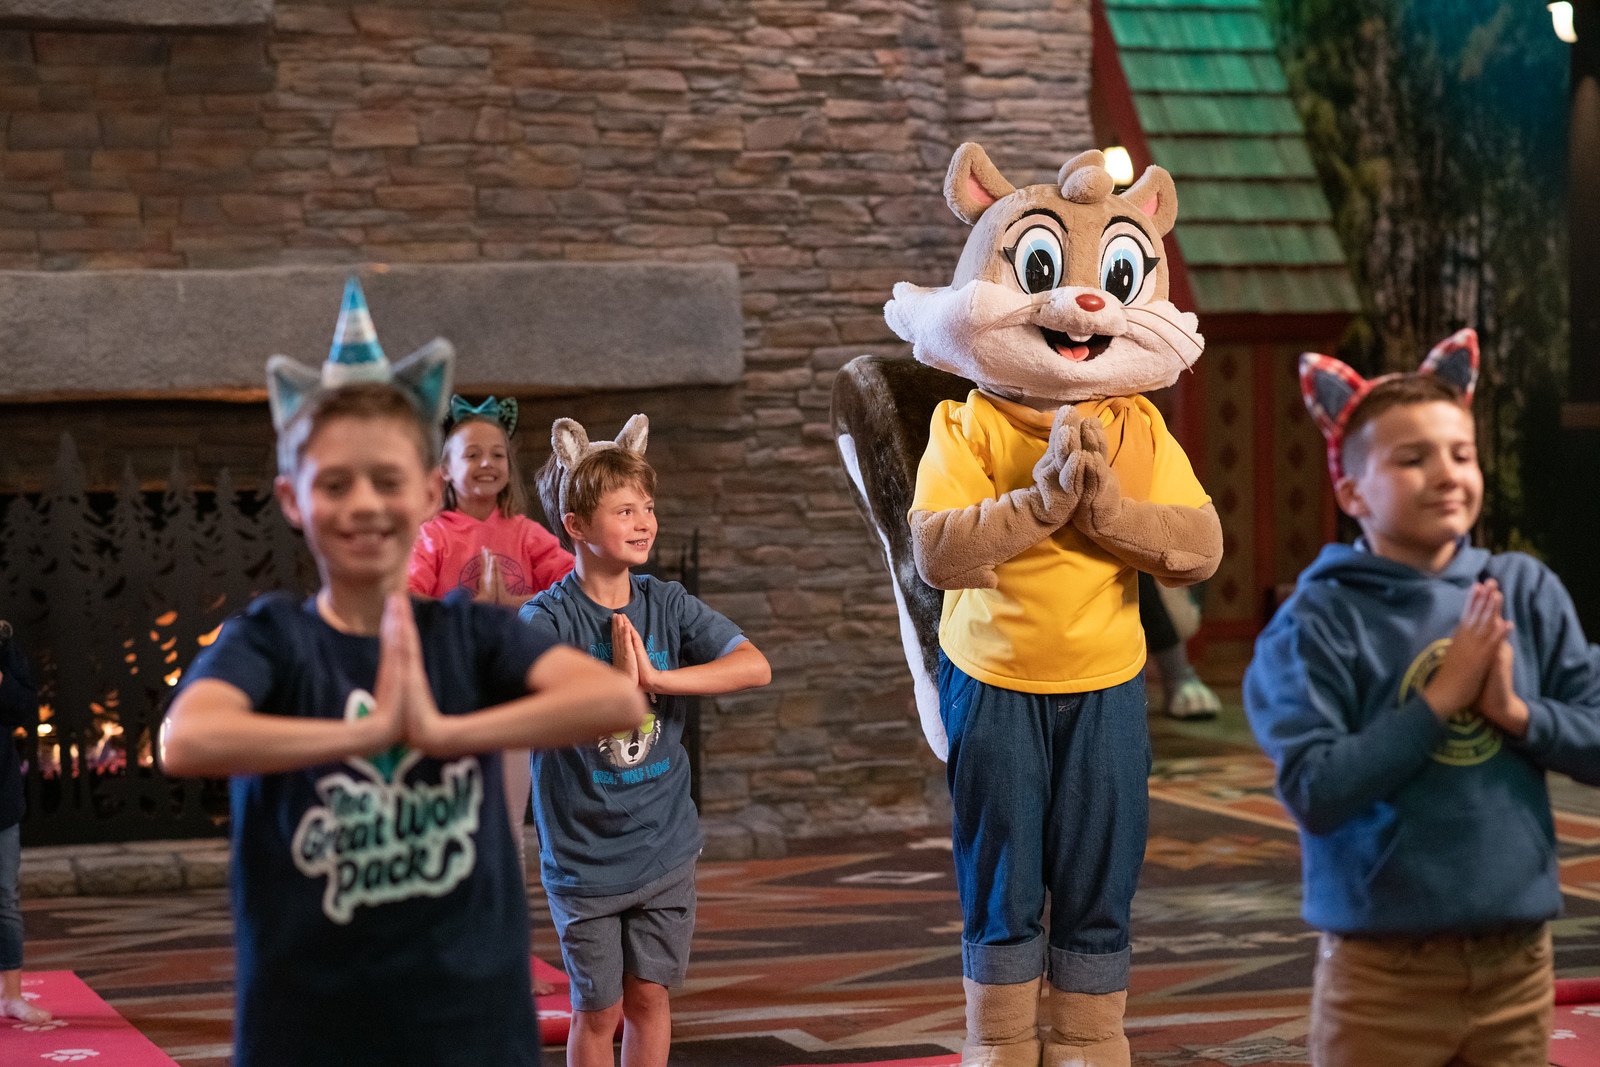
xmin=448 ymin=394 xmax=518 ymax=438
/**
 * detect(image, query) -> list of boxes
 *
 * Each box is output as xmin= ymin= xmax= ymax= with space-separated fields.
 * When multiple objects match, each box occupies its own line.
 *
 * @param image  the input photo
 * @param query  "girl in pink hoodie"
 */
xmin=408 ymin=395 xmax=574 ymax=904
xmin=409 ymin=396 xmax=573 ymax=605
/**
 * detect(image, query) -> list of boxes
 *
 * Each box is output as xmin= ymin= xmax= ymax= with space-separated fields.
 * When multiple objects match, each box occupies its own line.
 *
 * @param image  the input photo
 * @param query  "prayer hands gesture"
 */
xmin=1422 ymin=580 xmax=1514 ymax=722
xmin=474 ymin=548 xmax=514 ymax=606
xmin=361 ymin=593 xmax=451 ymax=755
xmin=611 ymin=613 xmax=662 ymax=696
xmin=1478 ymin=638 xmax=1530 ymax=738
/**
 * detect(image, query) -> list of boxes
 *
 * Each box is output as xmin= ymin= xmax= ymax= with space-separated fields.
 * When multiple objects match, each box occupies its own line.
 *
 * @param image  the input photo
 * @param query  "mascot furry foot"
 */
xmin=962 ymin=978 xmax=1042 ymax=1067
xmin=1042 ymin=990 xmax=1130 ymax=1067
xmin=1166 ymin=676 xmax=1221 ymax=720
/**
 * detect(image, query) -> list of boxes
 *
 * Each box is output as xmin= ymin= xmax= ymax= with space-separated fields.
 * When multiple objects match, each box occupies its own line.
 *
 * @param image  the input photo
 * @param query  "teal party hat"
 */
xmin=267 ymin=274 xmax=454 ymax=434
xmin=324 ymin=276 xmax=389 ymax=384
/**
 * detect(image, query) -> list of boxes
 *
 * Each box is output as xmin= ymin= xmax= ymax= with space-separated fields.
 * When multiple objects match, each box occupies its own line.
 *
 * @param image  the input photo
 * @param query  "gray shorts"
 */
xmin=545 ymin=858 xmax=697 ymax=1012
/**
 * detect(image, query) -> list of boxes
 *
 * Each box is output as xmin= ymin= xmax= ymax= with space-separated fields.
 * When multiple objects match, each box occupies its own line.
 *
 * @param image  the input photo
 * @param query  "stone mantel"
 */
xmin=0 ymin=262 xmax=745 ymax=401
xmin=0 ymin=0 xmax=271 ymax=28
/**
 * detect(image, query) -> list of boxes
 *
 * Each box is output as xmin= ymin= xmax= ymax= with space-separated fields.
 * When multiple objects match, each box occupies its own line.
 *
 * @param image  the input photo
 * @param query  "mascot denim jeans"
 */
xmin=938 ymin=654 xmax=1150 ymax=995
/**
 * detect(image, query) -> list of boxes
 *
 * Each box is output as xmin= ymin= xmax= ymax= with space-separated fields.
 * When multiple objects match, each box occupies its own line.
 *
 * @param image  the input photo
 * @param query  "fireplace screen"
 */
xmin=0 ymin=436 xmax=309 ymax=845
xmin=1 ymin=434 xmax=700 ymax=846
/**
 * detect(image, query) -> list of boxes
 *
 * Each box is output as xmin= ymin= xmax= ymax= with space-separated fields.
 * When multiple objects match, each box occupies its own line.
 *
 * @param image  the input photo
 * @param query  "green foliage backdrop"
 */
xmin=1267 ymin=0 xmax=1570 ymax=552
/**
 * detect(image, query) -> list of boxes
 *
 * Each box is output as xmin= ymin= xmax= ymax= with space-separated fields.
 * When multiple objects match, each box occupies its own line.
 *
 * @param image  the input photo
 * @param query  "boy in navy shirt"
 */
xmin=1245 ymin=330 xmax=1600 ymax=1066
xmin=520 ymin=415 xmax=770 ymax=1067
xmin=161 ymin=282 xmax=644 ymax=1067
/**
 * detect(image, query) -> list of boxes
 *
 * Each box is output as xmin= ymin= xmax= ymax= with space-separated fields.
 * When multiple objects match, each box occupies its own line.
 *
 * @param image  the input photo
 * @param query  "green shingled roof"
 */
xmin=1105 ymin=0 xmax=1359 ymax=315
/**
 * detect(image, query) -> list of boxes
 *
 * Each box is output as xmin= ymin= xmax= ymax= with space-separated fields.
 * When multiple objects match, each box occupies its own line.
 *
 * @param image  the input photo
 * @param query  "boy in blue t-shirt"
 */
xmin=1245 ymin=331 xmax=1600 ymax=1067
xmin=519 ymin=415 xmax=770 ymax=1067
xmin=160 ymin=290 xmax=644 ymax=1067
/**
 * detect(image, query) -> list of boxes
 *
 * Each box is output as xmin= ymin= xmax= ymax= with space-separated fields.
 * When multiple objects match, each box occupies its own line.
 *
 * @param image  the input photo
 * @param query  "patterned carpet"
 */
xmin=11 ymin=704 xmax=1600 ymax=1066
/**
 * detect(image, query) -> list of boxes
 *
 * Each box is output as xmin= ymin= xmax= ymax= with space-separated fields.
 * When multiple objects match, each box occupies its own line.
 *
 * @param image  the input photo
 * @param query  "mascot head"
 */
xmin=884 ymin=144 xmax=1203 ymax=406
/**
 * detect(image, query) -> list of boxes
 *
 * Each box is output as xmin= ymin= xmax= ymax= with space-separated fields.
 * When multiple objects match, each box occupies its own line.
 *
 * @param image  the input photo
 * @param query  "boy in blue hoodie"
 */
xmin=1245 ymin=329 xmax=1600 ymax=1067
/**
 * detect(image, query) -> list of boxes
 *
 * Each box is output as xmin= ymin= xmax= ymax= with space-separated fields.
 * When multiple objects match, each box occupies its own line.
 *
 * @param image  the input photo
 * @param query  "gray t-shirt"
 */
xmin=518 ymin=573 xmax=744 ymax=897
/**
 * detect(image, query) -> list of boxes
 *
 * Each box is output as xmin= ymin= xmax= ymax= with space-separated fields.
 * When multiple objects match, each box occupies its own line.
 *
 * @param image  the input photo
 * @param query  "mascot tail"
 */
xmin=831 ymin=355 xmax=972 ymax=761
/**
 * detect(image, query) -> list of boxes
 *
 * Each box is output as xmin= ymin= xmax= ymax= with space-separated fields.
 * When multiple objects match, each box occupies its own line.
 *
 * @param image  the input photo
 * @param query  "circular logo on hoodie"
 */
xmin=1398 ymin=638 xmax=1502 ymax=766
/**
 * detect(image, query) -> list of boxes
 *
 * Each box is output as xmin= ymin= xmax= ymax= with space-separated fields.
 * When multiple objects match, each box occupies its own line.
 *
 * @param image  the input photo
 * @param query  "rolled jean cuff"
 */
xmin=1048 ymin=944 xmax=1130 ymax=994
xmin=962 ymin=933 xmax=1045 ymax=985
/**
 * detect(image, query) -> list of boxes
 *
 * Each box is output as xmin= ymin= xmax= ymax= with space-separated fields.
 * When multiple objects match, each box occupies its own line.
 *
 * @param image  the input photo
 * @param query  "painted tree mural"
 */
xmin=1268 ymin=0 xmax=1569 ymax=552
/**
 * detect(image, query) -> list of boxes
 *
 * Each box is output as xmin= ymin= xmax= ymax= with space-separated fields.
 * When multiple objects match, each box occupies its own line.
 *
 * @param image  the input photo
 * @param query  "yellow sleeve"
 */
xmin=909 ymin=399 xmax=999 ymax=517
xmin=1143 ymin=399 xmax=1212 ymax=510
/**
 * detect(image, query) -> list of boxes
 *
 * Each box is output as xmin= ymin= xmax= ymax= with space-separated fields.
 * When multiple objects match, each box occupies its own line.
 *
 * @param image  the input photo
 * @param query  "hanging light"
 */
xmin=1104 ymin=146 xmax=1135 ymax=187
xmin=1551 ymin=2 xmax=1578 ymax=43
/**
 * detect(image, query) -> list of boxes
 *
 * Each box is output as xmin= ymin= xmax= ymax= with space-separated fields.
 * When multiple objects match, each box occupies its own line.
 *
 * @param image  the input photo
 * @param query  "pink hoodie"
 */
xmin=408 ymin=509 xmax=574 ymax=599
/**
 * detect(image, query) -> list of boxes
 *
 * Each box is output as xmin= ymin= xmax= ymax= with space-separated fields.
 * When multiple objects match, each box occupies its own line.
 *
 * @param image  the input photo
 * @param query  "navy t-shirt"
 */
xmin=178 ymin=592 xmax=550 ymax=1067
xmin=518 ymin=573 xmax=743 ymax=897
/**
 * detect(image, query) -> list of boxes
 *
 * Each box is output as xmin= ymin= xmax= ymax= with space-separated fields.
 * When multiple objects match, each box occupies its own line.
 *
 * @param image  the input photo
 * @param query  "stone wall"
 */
xmin=0 ymin=0 xmax=1094 ymax=841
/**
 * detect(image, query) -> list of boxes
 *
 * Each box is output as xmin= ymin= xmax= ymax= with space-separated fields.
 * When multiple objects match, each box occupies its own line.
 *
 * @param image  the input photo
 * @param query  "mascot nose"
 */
xmin=1076 ymin=293 xmax=1105 ymax=312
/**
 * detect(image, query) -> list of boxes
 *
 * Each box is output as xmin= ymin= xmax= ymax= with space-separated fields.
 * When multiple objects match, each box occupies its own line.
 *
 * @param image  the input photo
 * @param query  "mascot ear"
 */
xmin=551 ymin=418 xmax=590 ymax=470
xmin=615 ymin=413 xmax=649 ymax=455
xmin=944 ymin=142 xmax=1016 ymax=226
xmin=1419 ymin=328 xmax=1479 ymax=403
xmin=1123 ymin=165 xmax=1179 ymax=236
xmin=1298 ymin=352 xmax=1367 ymax=441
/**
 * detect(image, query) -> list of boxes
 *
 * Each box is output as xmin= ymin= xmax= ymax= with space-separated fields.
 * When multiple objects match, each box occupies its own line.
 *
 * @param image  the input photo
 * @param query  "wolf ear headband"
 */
xmin=448 ymin=395 xmax=519 ymax=439
xmin=1299 ymin=327 xmax=1479 ymax=481
xmin=266 ymin=276 xmax=454 ymax=433
xmin=549 ymin=413 xmax=649 ymax=522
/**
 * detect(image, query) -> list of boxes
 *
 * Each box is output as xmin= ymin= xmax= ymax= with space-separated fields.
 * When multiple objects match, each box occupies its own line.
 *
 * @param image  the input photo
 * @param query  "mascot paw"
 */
xmin=1034 ymin=412 xmax=1086 ymax=523
xmin=1079 ymin=413 xmax=1108 ymax=456
xmin=1166 ymin=677 xmax=1221 ymax=721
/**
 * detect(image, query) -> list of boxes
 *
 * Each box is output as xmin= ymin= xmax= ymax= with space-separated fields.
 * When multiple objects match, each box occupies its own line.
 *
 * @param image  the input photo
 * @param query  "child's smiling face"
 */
xmin=568 ymin=481 xmax=657 ymax=569
xmin=443 ymin=419 xmax=510 ymax=509
xmin=276 ymin=414 xmax=441 ymax=589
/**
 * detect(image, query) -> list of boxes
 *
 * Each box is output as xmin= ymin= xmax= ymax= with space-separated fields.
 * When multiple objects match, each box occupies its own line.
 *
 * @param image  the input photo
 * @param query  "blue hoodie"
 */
xmin=1245 ymin=540 xmax=1600 ymax=935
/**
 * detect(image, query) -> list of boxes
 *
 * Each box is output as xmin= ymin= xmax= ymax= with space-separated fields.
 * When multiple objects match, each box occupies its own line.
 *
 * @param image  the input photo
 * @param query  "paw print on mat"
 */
xmin=41 ymin=1050 xmax=100 ymax=1062
xmin=13 ymin=1017 xmax=65 ymax=1033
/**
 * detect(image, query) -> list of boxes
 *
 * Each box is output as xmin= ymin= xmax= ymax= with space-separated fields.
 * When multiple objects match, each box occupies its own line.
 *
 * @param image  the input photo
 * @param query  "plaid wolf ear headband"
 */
xmin=1299 ymin=327 xmax=1479 ymax=482
xmin=447 ymin=395 xmax=519 ymax=438
xmin=266 ymin=276 xmax=454 ymax=434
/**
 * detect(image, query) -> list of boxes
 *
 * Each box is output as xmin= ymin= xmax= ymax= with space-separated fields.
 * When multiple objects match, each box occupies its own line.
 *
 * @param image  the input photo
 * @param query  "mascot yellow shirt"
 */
xmin=911 ymin=389 xmax=1210 ymax=694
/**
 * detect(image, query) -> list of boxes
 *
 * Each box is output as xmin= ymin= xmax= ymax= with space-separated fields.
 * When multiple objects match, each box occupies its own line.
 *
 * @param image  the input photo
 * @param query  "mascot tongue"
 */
xmin=1043 ymin=329 xmax=1092 ymax=362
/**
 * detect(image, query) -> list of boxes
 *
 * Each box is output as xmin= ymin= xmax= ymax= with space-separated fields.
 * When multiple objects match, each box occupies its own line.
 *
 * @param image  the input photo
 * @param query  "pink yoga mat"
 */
xmin=776 ymin=1057 xmax=958 ymax=1067
xmin=532 ymin=957 xmax=575 ymax=1045
xmin=1552 ymin=1002 xmax=1600 ymax=1067
xmin=0 ymin=971 xmax=176 ymax=1065
xmin=1559 ymin=978 xmax=1600 ymax=1006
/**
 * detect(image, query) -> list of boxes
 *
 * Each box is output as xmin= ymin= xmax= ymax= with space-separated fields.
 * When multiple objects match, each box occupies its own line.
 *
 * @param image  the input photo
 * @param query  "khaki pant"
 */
xmin=1310 ymin=924 xmax=1553 ymax=1067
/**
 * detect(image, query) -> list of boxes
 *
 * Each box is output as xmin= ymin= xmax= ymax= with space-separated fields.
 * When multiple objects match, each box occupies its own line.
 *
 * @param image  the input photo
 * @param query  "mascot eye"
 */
xmin=1100 ymin=234 xmax=1154 ymax=305
xmin=1009 ymin=227 xmax=1063 ymax=294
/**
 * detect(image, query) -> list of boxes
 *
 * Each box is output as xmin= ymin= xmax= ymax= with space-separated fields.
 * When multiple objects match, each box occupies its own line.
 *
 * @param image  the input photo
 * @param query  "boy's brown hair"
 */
xmin=1338 ymin=375 xmax=1470 ymax=478
xmin=276 ymin=381 xmax=439 ymax=478
xmin=566 ymin=446 xmax=657 ymax=523
xmin=441 ymin=416 xmax=529 ymax=519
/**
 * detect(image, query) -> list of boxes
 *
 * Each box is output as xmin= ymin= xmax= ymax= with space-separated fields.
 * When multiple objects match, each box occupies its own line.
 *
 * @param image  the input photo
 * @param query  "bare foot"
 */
xmin=0 ymin=995 xmax=52 ymax=1024
xmin=534 ymin=978 xmax=555 ymax=997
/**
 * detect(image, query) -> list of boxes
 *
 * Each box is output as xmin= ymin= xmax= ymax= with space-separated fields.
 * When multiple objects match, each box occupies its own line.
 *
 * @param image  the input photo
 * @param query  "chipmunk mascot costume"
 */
xmin=833 ymin=145 xmax=1223 ymax=1066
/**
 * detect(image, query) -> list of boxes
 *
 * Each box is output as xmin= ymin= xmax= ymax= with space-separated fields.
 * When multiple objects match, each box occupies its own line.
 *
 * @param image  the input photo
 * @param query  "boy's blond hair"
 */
xmin=276 ymin=381 xmax=439 ymax=477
